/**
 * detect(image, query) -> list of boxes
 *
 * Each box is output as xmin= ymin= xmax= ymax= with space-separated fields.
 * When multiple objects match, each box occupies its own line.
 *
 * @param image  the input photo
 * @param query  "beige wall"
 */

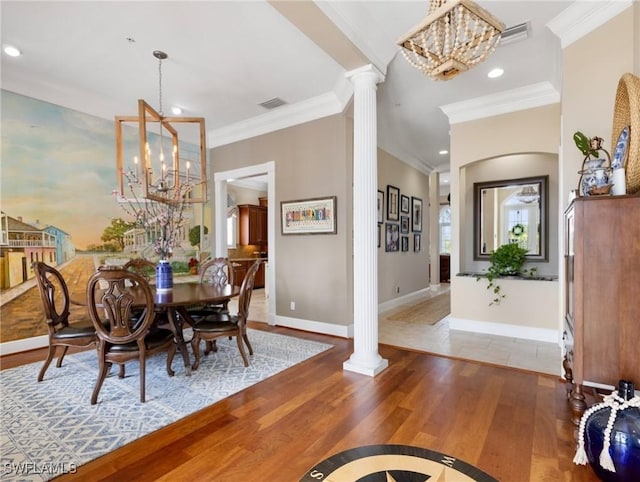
xmin=448 ymin=6 xmax=638 ymax=342
xmin=212 ymin=114 xmax=354 ymax=327
xmin=377 ymin=148 xmax=430 ymax=303
xmin=451 ymin=104 xmax=561 ymax=275
xmin=449 ymin=104 xmax=560 ymax=337
xmin=561 ymin=7 xmax=637 ymax=203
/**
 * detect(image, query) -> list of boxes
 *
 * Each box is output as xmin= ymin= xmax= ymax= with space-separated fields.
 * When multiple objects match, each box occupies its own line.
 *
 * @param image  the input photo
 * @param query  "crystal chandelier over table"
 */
xmin=115 ymin=50 xmax=207 ymax=205
xmin=397 ymin=0 xmax=505 ymax=81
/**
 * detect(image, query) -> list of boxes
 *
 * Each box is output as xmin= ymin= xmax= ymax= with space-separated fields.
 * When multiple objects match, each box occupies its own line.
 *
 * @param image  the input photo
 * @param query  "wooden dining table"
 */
xmin=148 ymin=283 xmax=240 ymax=376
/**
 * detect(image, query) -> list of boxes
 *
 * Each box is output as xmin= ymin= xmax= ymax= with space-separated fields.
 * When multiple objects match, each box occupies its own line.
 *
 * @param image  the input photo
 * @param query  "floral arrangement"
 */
xmin=114 ymin=169 xmax=191 ymax=260
xmin=188 ymin=257 xmax=199 ymax=269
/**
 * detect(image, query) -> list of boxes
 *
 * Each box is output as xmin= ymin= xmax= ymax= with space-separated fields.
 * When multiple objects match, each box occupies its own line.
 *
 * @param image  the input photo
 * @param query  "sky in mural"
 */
xmin=1 ymin=90 xmax=128 ymax=249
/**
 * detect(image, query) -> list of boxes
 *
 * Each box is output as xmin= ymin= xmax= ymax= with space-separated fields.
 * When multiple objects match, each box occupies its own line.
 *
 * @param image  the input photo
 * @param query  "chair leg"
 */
xmin=191 ymin=334 xmax=202 ymax=371
xmin=91 ymin=360 xmax=111 ymax=405
xmin=56 ymin=346 xmax=69 ymax=368
xmin=166 ymin=343 xmax=176 ymax=377
xmin=242 ymin=333 xmax=254 ymax=355
xmin=204 ymin=340 xmax=218 ymax=355
xmin=38 ymin=345 xmax=57 ymax=382
xmin=236 ymin=336 xmax=249 ymax=367
xmin=139 ymin=354 xmax=146 ymax=403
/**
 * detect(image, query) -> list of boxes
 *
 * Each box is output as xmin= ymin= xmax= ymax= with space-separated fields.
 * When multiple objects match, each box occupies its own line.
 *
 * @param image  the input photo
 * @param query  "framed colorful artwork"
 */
xmin=281 ymin=196 xmax=337 ymax=234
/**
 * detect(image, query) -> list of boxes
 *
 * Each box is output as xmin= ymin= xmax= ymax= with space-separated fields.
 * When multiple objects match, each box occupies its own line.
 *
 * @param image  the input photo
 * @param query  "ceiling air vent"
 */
xmin=499 ymin=22 xmax=530 ymax=47
xmin=259 ymin=98 xmax=287 ymax=109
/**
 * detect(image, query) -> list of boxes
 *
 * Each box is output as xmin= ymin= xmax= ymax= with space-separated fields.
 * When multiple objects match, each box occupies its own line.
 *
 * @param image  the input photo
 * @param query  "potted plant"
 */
xmin=476 ymin=243 xmax=537 ymax=305
xmin=188 ymin=257 xmax=199 ymax=275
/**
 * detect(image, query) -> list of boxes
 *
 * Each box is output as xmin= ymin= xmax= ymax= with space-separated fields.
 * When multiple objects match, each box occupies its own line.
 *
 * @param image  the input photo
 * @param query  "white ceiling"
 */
xmin=1 ymin=1 xmax=576 ymax=188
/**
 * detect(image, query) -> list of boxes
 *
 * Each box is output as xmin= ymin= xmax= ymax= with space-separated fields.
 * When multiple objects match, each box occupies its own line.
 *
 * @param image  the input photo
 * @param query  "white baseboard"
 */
xmin=0 ymin=335 xmax=49 ymax=356
xmin=378 ymin=287 xmax=433 ymax=314
xmin=275 ymin=315 xmax=351 ymax=338
xmin=449 ymin=317 xmax=559 ymax=344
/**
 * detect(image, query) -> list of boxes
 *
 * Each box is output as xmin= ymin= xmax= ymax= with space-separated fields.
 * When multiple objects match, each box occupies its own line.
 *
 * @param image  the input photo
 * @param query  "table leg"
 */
xmin=166 ymin=308 xmax=192 ymax=377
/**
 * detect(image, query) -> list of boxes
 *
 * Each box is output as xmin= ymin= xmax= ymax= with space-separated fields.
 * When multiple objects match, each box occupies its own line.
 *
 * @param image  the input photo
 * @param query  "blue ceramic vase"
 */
xmin=584 ymin=380 xmax=640 ymax=482
xmin=155 ymin=259 xmax=173 ymax=292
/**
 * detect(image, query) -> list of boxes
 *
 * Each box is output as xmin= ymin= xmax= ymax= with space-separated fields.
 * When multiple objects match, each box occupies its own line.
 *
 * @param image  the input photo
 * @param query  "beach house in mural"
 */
xmin=0 ymin=213 xmax=58 ymax=288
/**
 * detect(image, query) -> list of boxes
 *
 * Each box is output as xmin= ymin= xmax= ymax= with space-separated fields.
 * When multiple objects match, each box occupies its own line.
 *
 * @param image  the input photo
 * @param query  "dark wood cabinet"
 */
xmin=440 ymin=254 xmax=450 ymax=283
xmin=232 ymin=260 xmax=265 ymax=289
xmin=238 ymin=204 xmax=267 ymax=246
xmin=232 ymin=262 xmax=247 ymax=288
xmin=564 ymin=195 xmax=640 ymax=426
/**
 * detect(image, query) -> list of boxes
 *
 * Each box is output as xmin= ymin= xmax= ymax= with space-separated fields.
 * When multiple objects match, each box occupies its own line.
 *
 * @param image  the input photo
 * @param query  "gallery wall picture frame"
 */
xmin=414 ymin=233 xmax=421 ymax=252
xmin=401 ymin=236 xmax=409 ymax=252
xmin=377 ymin=224 xmax=381 ymax=248
xmin=385 ymin=223 xmax=399 ymax=252
xmin=401 ymin=194 xmax=410 ymax=214
xmin=377 ymin=190 xmax=384 ymax=224
xmin=400 ymin=215 xmax=409 ymax=234
xmin=281 ymin=196 xmax=337 ymax=235
xmin=411 ymin=196 xmax=423 ymax=232
xmin=387 ymin=185 xmax=399 ymax=221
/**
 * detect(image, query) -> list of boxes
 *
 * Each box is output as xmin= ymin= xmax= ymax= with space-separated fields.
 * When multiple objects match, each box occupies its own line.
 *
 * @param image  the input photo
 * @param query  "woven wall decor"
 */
xmin=611 ymin=72 xmax=640 ymax=194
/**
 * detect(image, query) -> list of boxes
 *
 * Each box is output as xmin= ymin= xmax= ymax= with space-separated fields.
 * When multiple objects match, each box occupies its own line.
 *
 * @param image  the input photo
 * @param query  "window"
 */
xmin=227 ymin=209 xmax=237 ymax=248
xmin=439 ymin=206 xmax=451 ymax=254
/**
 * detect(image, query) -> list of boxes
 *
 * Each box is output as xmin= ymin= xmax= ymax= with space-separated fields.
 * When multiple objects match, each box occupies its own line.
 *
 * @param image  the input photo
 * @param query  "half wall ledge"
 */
xmin=457 ymin=272 xmax=558 ymax=281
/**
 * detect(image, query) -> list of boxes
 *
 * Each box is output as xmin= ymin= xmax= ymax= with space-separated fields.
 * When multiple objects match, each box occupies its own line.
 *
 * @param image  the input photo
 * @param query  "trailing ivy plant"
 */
xmin=476 ymin=243 xmax=537 ymax=305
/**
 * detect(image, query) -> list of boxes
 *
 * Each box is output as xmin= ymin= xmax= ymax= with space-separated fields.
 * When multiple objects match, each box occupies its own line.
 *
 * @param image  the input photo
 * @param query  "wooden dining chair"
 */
xmin=188 ymin=257 xmax=235 ymax=315
xmin=123 ymin=258 xmax=156 ymax=280
xmin=86 ymin=267 xmax=177 ymax=404
xmin=33 ymin=261 xmax=97 ymax=382
xmin=190 ymin=260 xmax=260 ymax=369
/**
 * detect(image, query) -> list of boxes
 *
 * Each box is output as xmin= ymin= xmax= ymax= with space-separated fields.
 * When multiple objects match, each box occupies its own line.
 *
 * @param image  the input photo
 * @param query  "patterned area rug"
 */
xmin=382 ymin=292 xmax=450 ymax=325
xmin=0 ymin=329 xmax=332 ymax=481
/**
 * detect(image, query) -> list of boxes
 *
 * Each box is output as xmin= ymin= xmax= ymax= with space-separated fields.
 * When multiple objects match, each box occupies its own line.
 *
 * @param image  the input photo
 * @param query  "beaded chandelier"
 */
xmin=397 ymin=0 xmax=505 ymax=81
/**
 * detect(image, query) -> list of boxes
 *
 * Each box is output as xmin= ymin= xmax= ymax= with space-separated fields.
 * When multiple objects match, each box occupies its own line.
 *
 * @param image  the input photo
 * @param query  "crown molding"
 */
xmin=314 ymin=0 xmax=394 ymax=73
xmin=547 ymin=0 xmax=633 ymax=48
xmin=439 ymin=81 xmax=560 ymax=125
xmin=208 ymin=76 xmax=353 ymax=148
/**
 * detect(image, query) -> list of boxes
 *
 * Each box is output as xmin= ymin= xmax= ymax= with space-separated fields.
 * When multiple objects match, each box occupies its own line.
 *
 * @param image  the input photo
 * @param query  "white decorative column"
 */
xmin=429 ymin=171 xmax=440 ymax=287
xmin=343 ymin=64 xmax=388 ymax=377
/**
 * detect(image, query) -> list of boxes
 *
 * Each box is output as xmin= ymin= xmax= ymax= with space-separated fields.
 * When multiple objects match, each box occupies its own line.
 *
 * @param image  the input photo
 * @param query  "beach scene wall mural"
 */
xmin=0 ymin=90 xmax=203 ymax=344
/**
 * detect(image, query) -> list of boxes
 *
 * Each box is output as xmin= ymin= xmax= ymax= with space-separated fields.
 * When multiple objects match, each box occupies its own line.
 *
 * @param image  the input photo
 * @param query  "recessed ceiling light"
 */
xmin=488 ymin=68 xmax=504 ymax=79
xmin=4 ymin=45 xmax=21 ymax=57
xmin=439 ymin=150 xmax=449 ymax=155
xmin=171 ymin=106 xmax=183 ymax=115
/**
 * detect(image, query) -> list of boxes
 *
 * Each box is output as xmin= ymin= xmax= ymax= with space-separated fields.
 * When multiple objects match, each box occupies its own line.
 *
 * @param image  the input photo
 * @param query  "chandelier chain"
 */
xmin=157 ymin=56 xmax=163 ymax=116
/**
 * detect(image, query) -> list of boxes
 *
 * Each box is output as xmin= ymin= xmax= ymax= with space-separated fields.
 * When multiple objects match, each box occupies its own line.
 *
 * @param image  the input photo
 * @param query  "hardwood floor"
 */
xmin=0 ymin=323 xmax=600 ymax=482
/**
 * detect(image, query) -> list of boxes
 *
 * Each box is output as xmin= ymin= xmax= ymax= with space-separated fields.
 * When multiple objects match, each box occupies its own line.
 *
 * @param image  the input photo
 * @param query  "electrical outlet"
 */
xmin=290 ymin=301 xmax=296 ymax=311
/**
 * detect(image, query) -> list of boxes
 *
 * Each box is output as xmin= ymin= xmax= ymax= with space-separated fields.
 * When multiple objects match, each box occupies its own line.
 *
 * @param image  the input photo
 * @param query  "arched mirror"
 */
xmin=473 ymin=175 xmax=548 ymax=261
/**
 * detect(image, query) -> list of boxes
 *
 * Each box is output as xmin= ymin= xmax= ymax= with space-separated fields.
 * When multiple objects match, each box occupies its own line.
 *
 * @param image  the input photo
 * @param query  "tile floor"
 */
xmin=244 ymin=285 xmax=563 ymax=377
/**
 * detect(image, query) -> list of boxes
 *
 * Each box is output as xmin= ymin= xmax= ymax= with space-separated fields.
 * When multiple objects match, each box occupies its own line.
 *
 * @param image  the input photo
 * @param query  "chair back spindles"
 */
xmin=199 ymin=257 xmax=234 ymax=287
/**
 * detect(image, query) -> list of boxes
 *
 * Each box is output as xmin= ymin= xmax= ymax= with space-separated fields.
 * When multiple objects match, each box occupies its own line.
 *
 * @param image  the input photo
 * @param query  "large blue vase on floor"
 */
xmin=155 ymin=259 xmax=173 ymax=292
xmin=584 ymin=380 xmax=640 ymax=482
